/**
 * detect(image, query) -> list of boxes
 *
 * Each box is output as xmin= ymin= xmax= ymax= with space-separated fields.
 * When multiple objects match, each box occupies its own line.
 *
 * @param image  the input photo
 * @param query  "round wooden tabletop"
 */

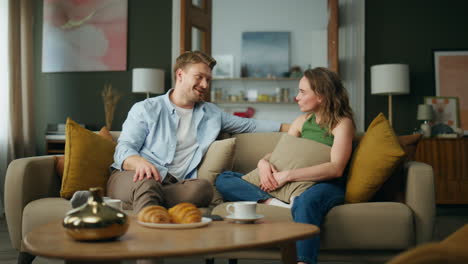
xmin=23 ymin=216 xmax=319 ymax=263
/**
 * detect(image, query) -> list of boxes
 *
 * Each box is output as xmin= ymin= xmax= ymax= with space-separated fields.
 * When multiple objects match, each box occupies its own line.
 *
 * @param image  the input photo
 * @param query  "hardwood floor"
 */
xmin=1 ymin=205 xmax=467 ymax=264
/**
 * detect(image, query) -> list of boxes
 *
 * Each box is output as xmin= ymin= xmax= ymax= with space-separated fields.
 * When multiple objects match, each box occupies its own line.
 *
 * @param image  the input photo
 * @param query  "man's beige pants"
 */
xmin=107 ymin=170 xmax=213 ymax=213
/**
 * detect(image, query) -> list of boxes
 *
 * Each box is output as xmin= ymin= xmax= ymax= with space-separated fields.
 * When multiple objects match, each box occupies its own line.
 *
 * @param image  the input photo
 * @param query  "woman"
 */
xmin=215 ymin=67 xmax=355 ymax=264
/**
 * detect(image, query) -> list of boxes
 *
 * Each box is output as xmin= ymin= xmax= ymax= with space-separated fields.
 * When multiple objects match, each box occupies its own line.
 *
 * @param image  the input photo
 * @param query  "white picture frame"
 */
xmin=424 ymin=96 xmax=460 ymax=131
xmin=213 ymin=55 xmax=234 ymax=78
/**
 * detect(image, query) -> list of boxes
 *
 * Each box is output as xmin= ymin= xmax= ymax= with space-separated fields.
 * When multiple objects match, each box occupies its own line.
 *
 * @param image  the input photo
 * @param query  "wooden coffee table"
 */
xmin=23 ymin=216 xmax=319 ymax=264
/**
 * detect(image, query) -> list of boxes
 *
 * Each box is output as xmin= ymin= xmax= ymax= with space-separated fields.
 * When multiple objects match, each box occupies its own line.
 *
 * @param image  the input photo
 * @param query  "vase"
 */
xmin=420 ymin=121 xmax=431 ymax=138
xmin=63 ymin=187 xmax=129 ymax=241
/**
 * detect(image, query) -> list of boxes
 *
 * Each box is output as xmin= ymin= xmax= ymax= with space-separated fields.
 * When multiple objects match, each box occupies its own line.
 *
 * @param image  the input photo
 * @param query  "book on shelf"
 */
xmin=45 ymin=134 xmax=66 ymax=140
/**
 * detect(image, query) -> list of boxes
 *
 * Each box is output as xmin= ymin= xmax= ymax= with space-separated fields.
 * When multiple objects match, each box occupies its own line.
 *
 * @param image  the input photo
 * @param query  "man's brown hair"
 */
xmin=173 ymin=51 xmax=217 ymax=80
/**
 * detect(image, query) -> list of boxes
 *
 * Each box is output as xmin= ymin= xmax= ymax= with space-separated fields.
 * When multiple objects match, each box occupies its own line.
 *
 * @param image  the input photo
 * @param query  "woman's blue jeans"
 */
xmin=215 ymin=171 xmax=345 ymax=264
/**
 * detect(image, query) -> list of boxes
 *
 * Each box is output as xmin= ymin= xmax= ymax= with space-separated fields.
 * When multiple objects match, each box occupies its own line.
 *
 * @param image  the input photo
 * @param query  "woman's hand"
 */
xmin=257 ymin=158 xmax=278 ymax=192
xmin=272 ymin=169 xmax=290 ymax=189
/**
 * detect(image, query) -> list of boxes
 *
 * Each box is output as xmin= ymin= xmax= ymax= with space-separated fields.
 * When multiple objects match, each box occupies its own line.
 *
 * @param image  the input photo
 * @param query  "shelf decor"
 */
xmin=102 ymin=83 xmax=120 ymax=130
xmin=241 ymin=32 xmax=290 ymax=78
xmin=433 ymin=50 xmax=468 ymax=132
xmin=213 ymin=55 xmax=234 ymax=78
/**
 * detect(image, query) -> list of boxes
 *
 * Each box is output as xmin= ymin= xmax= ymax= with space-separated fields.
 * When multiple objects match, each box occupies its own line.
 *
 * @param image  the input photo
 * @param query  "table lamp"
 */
xmin=371 ymin=64 xmax=410 ymax=126
xmin=132 ymin=68 xmax=165 ymax=99
xmin=417 ymin=104 xmax=433 ymax=138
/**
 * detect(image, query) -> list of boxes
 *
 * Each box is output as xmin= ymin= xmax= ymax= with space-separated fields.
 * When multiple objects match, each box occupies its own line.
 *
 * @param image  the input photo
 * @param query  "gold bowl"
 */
xmin=63 ymin=187 xmax=129 ymax=241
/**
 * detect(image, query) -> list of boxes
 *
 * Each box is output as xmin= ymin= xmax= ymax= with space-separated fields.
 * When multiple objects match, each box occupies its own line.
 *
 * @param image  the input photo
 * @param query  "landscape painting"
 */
xmin=241 ymin=32 xmax=290 ymax=78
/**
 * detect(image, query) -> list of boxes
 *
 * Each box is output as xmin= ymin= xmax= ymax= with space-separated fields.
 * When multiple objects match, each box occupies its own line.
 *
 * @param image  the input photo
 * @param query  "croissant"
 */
xmin=168 ymin=202 xmax=202 ymax=224
xmin=138 ymin=205 xmax=171 ymax=223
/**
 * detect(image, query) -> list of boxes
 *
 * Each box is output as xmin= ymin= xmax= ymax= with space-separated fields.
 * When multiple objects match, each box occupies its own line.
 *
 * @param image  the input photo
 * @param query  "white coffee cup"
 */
xmin=104 ymin=197 xmax=123 ymax=211
xmin=226 ymin=201 xmax=257 ymax=219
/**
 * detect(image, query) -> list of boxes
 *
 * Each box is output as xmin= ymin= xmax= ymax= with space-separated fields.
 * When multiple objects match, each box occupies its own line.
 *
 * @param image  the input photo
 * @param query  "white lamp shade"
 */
xmin=371 ymin=64 xmax=410 ymax=95
xmin=132 ymin=68 xmax=165 ymax=94
xmin=417 ymin=104 xmax=434 ymax=120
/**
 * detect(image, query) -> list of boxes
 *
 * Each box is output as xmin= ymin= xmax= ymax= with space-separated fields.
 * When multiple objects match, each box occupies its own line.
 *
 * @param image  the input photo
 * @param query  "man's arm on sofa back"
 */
xmin=404 ymin=161 xmax=435 ymax=245
xmin=5 ymin=156 xmax=59 ymax=250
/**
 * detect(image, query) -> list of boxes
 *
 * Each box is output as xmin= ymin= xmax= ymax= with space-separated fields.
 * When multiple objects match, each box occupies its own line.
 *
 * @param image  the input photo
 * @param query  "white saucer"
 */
xmin=138 ymin=217 xmax=212 ymax=229
xmin=225 ymin=214 xmax=264 ymax=223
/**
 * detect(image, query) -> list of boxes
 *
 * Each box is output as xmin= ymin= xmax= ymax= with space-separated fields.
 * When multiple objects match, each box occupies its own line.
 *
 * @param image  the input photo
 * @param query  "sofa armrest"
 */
xmin=4 ymin=156 xmax=60 ymax=250
xmin=404 ymin=161 xmax=435 ymax=245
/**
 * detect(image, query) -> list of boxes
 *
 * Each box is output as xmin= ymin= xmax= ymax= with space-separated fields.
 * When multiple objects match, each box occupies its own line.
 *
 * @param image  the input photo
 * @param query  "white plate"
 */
xmin=225 ymin=214 xmax=264 ymax=223
xmin=138 ymin=217 xmax=212 ymax=229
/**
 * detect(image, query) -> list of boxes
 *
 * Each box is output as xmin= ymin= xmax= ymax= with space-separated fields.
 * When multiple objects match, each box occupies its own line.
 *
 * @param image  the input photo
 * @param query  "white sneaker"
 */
xmin=268 ymin=198 xmax=292 ymax=209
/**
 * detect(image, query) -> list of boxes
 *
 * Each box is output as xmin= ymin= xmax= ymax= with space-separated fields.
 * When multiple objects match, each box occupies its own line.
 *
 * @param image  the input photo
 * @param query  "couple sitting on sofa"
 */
xmin=76 ymin=50 xmax=355 ymax=264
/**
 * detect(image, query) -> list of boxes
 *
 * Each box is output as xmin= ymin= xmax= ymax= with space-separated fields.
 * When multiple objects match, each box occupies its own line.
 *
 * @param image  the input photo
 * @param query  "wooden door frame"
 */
xmin=180 ymin=0 xmax=212 ymax=55
xmin=172 ymin=0 xmax=339 ymax=78
xmin=328 ymin=0 xmax=339 ymax=73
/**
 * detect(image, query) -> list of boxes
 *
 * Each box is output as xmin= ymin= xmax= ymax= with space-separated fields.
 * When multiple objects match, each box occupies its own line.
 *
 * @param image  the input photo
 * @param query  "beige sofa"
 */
xmin=5 ymin=132 xmax=435 ymax=263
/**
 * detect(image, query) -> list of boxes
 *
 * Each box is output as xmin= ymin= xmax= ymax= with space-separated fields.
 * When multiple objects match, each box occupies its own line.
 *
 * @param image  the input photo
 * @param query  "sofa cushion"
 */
xmin=321 ymin=202 xmax=414 ymax=249
xmin=197 ymin=138 xmax=236 ymax=206
xmin=60 ymin=118 xmax=117 ymax=199
xmin=54 ymin=126 xmax=115 ymax=179
xmin=232 ymin=132 xmax=284 ymax=173
xmin=242 ymin=134 xmax=331 ymax=203
xmin=22 ymin=198 xmax=71 ymax=239
xmin=345 ymin=113 xmax=406 ymax=203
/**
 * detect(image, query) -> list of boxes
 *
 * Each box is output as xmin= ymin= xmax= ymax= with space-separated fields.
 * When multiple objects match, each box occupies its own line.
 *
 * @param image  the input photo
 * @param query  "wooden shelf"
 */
xmin=45 ymin=138 xmax=65 ymax=155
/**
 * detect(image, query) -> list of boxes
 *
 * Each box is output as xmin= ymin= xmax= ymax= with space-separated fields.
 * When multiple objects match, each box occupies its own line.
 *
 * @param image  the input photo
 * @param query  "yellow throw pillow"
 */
xmin=60 ymin=118 xmax=117 ymax=199
xmin=55 ymin=126 xmax=115 ymax=179
xmin=345 ymin=113 xmax=405 ymax=203
xmin=197 ymin=138 xmax=236 ymax=206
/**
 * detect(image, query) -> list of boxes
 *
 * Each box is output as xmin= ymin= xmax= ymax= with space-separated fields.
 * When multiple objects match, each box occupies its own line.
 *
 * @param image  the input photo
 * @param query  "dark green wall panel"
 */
xmin=34 ymin=0 xmax=172 ymax=154
xmin=33 ymin=0 xmax=468 ymax=154
xmin=365 ymin=0 xmax=468 ymax=135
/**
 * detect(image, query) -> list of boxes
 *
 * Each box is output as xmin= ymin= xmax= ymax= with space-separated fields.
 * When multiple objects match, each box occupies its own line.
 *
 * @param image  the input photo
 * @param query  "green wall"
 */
xmin=33 ymin=0 xmax=172 ymax=154
xmin=365 ymin=0 xmax=468 ymax=135
xmin=33 ymin=0 xmax=468 ymax=154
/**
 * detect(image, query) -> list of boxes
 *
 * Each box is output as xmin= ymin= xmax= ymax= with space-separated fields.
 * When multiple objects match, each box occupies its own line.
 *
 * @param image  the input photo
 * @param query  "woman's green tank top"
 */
xmin=301 ymin=114 xmax=334 ymax=146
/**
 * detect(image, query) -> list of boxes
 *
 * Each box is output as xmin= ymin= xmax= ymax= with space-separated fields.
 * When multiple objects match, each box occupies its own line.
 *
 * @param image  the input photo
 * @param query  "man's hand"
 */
xmin=257 ymin=158 xmax=278 ymax=192
xmin=122 ymin=155 xmax=161 ymax=182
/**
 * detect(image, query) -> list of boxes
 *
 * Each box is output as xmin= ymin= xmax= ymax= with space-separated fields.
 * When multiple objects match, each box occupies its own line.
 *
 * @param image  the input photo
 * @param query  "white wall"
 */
xmin=212 ymin=0 xmax=328 ymax=77
xmin=211 ymin=0 xmax=328 ymax=123
xmin=172 ymin=0 xmax=365 ymax=129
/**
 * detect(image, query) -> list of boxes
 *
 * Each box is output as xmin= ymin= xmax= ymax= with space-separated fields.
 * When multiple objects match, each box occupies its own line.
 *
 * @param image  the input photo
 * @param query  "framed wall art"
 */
xmin=42 ymin=0 xmax=128 ymax=72
xmin=433 ymin=50 xmax=468 ymax=131
xmin=424 ymin=96 xmax=460 ymax=131
xmin=213 ymin=55 xmax=234 ymax=78
xmin=241 ymin=32 xmax=290 ymax=78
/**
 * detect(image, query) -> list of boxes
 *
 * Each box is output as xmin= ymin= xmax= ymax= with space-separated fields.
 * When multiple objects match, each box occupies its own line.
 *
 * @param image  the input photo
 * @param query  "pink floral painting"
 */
xmin=42 ymin=0 xmax=128 ymax=72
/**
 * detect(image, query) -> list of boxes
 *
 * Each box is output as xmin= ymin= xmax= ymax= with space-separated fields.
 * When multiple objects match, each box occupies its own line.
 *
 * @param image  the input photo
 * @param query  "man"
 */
xmin=108 ymin=51 xmax=286 ymax=213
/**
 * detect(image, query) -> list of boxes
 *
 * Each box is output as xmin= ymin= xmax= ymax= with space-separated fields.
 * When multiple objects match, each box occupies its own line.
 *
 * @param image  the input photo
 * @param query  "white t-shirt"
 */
xmin=167 ymin=105 xmax=198 ymax=181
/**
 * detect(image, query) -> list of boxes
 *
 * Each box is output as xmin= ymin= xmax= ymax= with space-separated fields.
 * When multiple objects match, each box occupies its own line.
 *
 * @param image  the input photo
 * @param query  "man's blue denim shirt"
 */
xmin=112 ymin=89 xmax=281 ymax=181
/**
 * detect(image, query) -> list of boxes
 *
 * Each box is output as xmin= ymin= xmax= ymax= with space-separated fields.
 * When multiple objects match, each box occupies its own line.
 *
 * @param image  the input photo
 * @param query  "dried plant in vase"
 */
xmin=101 ymin=84 xmax=120 ymax=130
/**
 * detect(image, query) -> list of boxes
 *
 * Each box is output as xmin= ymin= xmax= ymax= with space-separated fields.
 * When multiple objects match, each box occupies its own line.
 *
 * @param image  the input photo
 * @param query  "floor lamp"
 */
xmin=371 ymin=64 xmax=410 ymax=126
xmin=132 ymin=68 xmax=165 ymax=99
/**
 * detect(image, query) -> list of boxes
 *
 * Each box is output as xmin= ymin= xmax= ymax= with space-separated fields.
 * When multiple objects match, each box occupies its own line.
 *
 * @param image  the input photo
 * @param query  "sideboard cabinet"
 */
xmin=415 ymin=138 xmax=468 ymax=204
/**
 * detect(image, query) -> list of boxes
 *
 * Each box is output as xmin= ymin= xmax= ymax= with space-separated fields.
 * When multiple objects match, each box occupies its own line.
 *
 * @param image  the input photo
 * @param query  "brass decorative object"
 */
xmin=63 ymin=187 xmax=129 ymax=241
xmin=101 ymin=83 xmax=120 ymax=130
